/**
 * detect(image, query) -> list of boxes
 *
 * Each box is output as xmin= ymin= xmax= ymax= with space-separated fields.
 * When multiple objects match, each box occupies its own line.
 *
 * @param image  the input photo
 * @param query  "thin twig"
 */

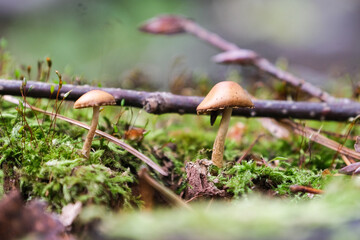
xmin=341 ymin=155 xmax=352 ymax=166
xmin=237 ymin=134 xmax=265 ymax=164
xmin=138 ymin=167 xmax=191 ymax=210
xmin=281 ymin=119 xmax=360 ymax=160
xmin=289 ymin=185 xmax=324 ymax=194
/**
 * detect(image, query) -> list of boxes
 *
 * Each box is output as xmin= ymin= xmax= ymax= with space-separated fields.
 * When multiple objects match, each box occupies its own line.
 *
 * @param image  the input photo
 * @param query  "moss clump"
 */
xmin=0 ymin=103 xmax=139 ymax=211
xmin=211 ymin=161 xmax=326 ymax=198
xmin=78 ymin=177 xmax=360 ymax=240
xmin=28 ymin=159 xmax=137 ymax=211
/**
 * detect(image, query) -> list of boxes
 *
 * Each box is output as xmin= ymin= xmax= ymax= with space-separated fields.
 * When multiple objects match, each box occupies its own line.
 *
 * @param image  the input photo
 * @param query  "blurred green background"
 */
xmin=0 ymin=0 xmax=359 ymax=89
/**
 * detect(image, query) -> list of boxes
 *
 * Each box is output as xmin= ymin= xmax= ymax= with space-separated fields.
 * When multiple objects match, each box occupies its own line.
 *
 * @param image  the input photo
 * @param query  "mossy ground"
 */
xmin=80 ymin=177 xmax=360 ymax=239
xmin=0 ymin=42 xmax=359 ymax=239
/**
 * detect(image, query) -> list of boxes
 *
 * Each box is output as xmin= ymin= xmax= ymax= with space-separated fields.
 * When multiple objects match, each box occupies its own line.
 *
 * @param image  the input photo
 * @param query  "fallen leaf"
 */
xmin=339 ymin=162 xmax=360 ymax=175
xmin=124 ymin=127 xmax=146 ymax=142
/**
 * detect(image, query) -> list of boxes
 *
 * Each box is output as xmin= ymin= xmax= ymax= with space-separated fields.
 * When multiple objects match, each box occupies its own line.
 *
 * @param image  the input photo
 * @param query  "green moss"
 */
xmin=79 ymin=177 xmax=360 ymax=240
xmin=0 ymin=103 xmax=139 ymax=211
xmin=209 ymin=161 xmax=326 ymax=199
xmin=0 ymin=45 xmax=357 ymax=226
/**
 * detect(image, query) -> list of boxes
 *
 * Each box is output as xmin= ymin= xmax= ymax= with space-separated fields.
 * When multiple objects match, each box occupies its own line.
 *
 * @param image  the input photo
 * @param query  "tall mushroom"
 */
xmin=197 ymin=81 xmax=254 ymax=168
xmin=74 ymin=90 xmax=116 ymax=158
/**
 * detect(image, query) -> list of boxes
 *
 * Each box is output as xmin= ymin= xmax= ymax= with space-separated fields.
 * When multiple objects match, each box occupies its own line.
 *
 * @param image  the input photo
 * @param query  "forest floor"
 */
xmin=1 ymin=36 xmax=360 ymax=240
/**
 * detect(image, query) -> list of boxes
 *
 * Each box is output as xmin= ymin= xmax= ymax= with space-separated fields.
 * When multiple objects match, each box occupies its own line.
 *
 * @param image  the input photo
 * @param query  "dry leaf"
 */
xmin=339 ymin=162 xmax=360 ymax=175
xmin=124 ymin=127 xmax=146 ymax=142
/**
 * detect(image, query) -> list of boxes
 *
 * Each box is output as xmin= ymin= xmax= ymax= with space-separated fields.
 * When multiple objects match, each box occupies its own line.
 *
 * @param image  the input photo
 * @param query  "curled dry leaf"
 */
xmin=124 ymin=127 xmax=146 ymax=142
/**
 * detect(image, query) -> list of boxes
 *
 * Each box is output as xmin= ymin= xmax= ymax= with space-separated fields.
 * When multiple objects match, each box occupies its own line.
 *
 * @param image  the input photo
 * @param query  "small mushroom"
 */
xmin=197 ymin=81 xmax=254 ymax=168
xmin=74 ymin=90 xmax=116 ymax=158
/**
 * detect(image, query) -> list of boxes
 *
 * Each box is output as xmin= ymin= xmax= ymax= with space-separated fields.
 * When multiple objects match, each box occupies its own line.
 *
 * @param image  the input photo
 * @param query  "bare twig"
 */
xmin=3 ymin=81 xmax=360 ymax=160
xmin=341 ymin=155 xmax=352 ymax=166
xmin=140 ymin=15 xmax=349 ymax=103
xmin=281 ymin=119 xmax=360 ymax=160
xmin=1 ymin=79 xmax=360 ymax=121
xmin=237 ymin=134 xmax=265 ymax=163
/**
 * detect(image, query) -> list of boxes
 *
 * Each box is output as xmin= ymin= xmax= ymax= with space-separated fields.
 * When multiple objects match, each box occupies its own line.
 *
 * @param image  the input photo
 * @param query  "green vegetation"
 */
xmin=80 ymin=177 xmax=360 ymax=239
xmin=0 ymin=41 xmax=359 ymax=239
xmin=0 ymin=100 xmax=139 ymax=211
xmin=0 ymin=79 xmax=348 ymax=210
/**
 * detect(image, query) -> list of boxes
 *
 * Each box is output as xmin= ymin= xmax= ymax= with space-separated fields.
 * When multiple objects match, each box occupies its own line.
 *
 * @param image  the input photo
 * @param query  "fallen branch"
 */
xmin=4 ymin=81 xmax=360 ymax=161
xmin=1 ymin=79 xmax=360 ymax=121
xmin=140 ymin=15 xmax=350 ymax=103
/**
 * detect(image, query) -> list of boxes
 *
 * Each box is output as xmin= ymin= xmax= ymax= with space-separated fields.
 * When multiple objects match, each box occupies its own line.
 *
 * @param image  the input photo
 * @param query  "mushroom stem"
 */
xmin=82 ymin=106 xmax=100 ymax=158
xmin=211 ymin=107 xmax=232 ymax=168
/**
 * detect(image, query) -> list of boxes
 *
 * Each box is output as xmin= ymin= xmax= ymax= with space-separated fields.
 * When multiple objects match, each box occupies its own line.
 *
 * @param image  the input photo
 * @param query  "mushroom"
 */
xmin=74 ymin=90 xmax=116 ymax=158
xmin=197 ymin=81 xmax=254 ymax=168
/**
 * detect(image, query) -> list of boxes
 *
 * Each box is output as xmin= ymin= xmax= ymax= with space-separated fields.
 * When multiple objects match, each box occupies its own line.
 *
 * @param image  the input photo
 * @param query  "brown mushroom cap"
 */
xmin=73 ymin=90 xmax=116 ymax=109
xmin=196 ymin=81 xmax=254 ymax=114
